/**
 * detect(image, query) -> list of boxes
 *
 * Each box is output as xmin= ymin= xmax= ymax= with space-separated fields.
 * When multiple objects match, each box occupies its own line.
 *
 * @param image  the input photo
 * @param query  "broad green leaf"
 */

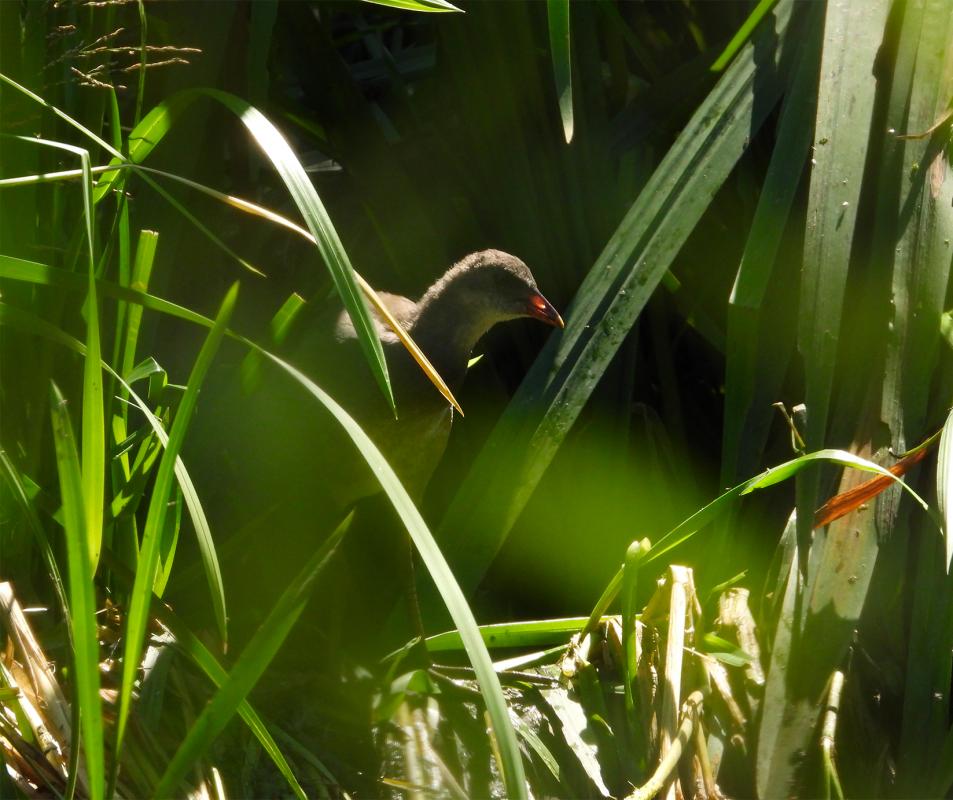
xmin=722 ymin=6 xmax=821 ymax=486
xmin=435 ymin=0 xmax=799 ymax=601
xmin=794 ymin=0 xmax=889 ymax=554
xmin=883 ymin=1 xmax=953 ymax=791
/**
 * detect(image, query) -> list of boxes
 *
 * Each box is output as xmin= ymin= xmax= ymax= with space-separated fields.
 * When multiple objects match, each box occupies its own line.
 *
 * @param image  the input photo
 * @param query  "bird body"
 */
xmin=189 ymin=250 xmax=561 ymax=647
xmin=289 ymin=249 xmax=563 ymax=505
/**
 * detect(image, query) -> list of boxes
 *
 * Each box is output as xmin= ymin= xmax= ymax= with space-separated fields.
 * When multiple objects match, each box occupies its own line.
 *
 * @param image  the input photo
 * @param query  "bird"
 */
xmin=187 ymin=249 xmax=562 ymax=654
xmin=285 ymin=248 xmax=564 ymax=507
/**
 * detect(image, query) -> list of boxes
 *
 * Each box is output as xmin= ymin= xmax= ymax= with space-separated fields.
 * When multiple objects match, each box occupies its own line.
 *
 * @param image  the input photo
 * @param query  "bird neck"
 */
xmin=411 ymin=288 xmax=495 ymax=387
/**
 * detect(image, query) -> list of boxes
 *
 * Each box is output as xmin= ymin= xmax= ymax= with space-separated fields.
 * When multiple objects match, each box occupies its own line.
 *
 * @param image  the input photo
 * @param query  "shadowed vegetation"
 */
xmin=2 ymin=1 xmax=953 ymax=797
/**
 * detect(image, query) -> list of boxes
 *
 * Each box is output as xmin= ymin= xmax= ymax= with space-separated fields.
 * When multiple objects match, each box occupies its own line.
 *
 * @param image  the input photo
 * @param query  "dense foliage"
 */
xmin=2 ymin=1 xmax=953 ymax=797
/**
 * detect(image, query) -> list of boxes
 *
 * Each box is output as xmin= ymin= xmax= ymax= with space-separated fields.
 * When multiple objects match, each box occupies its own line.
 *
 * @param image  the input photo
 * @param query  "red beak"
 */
xmin=527 ymin=292 xmax=565 ymax=329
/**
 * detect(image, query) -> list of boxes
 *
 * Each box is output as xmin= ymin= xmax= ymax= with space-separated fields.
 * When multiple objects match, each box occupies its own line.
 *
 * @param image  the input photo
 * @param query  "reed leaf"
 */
xmin=436 ymin=0 xmax=800 ymax=599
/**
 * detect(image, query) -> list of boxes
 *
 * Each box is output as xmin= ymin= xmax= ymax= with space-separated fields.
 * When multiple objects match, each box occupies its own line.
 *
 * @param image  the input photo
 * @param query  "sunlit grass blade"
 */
xmin=622 ymin=538 xmax=648 ymax=746
xmin=547 ymin=0 xmax=573 ymax=144
xmin=49 ymin=383 xmax=104 ymax=800
xmin=154 ymin=486 xmax=183 ymax=595
xmin=423 ymin=616 xmax=604 ymax=653
xmin=120 ymin=230 xmax=158 ymax=382
xmin=436 ymin=0 xmax=799 ymax=599
xmin=113 ymin=283 xmax=238 ymax=779
xmin=240 ymin=292 xmax=305 ymax=394
xmin=195 ymin=90 xmax=396 ymax=412
xmin=153 ymin=517 xmax=348 ymax=798
xmin=75 ymin=150 xmax=105 ymax=575
xmin=710 ymin=0 xmax=780 ymax=72
xmin=0 ymin=254 xmax=209 ymax=329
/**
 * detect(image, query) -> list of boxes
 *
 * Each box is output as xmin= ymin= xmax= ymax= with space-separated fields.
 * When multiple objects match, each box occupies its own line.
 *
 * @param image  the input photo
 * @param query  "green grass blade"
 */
xmin=710 ymin=0 xmax=780 ymax=72
xmin=202 ymin=89 xmax=394 ymax=414
xmin=78 ymin=154 xmax=105 ymax=574
xmin=1 ymin=292 xmax=228 ymax=648
xmin=423 ymin=616 xmax=602 ymax=652
xmin=120 ymin=230 xmax=159 ymax=382
xmin=153 ymin=518 xmax=348 ymax=798
xmin=240 ymin=292 xmax=305 ymax=394
xmin=436 ymin=0 xmax=799 ymax=599
xmin=11 ymin=134 xmax=106 ymax=571
xmin=49 ymin=383 xmax=104 ymax=800
xmin=113 ymin=283 xmax=238 ymax=773
xmin=547 ymin=0 xmax=573 ymax=144
xmin=3 ymin=301 xmax=306 ymax=797
xmin=113 ymin=229 xmax=158 ymax=544
xmin=0 ymin=254 xmax=210 ymax=328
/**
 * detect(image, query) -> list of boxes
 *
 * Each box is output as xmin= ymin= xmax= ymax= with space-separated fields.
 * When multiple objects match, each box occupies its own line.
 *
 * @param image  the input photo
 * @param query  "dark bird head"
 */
xmin=415 ymin=249 xmax=564 ymax=333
